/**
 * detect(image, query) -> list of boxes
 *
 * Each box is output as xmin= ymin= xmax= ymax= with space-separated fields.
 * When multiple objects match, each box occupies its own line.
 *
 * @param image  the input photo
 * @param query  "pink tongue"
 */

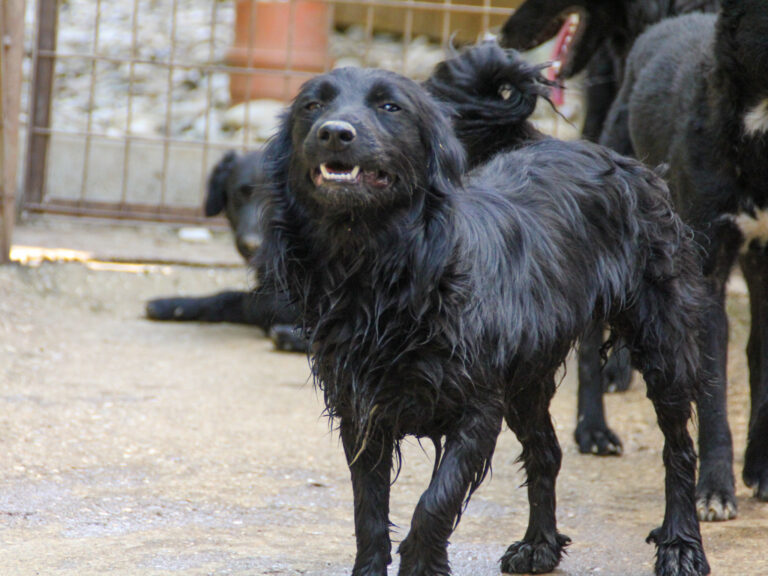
xmin=547 ymin=18 xmax=572 ymax=106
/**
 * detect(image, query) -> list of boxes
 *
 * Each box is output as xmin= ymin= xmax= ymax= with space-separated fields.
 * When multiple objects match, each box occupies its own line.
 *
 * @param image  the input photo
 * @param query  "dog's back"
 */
xmin=458 ymin=137 xmax=699 ymax=360
xmin=620 ymin=14 xmax=717 ymax=169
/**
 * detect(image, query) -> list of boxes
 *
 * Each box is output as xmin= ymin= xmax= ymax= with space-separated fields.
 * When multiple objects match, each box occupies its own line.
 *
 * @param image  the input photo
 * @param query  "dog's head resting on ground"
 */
xmin=204 ymin=149 xmax=269 ymax=261
xmin=424 ymin=42 xmax=551 ymax=166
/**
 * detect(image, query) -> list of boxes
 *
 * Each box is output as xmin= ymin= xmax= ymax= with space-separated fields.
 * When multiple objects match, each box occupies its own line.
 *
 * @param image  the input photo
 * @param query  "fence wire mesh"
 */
xmin=18 ymin=0 xmax=579 ymax=224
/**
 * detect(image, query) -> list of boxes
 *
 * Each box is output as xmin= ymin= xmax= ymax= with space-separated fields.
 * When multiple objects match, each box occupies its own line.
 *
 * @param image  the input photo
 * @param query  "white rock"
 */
xmin=178 ymin=227 xmax=212 ymax=243
xmin=222 ymin=100 xmax=284 ymax=141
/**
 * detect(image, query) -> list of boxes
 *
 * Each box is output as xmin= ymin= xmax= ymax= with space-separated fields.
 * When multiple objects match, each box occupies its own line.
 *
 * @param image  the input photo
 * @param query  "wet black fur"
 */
xmin=602 ymin=0 xmax=768 ymax=511
xmin=259 ymin=66 xmax=709 ymax=575
xmin=145 ymin=150 xmax=304 ymax=351
xmin=426 ymin=42 xmax=634 ymax=457
xmin=500 ymin=0 xmax=721 ymax=461
xmin=423 ymin=42 xmax=551 ymax=167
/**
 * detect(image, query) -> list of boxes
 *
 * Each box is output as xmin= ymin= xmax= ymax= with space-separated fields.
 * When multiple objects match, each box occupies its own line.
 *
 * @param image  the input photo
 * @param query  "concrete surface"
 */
xmin=0 ymin=216 xmax=767 ymax=575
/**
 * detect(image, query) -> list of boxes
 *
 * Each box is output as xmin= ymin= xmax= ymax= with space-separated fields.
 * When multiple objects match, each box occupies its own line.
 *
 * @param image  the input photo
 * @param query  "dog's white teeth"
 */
xmin=551 ymin=60 xmax=562 ymax=74
xmin=499 ymin=85 xmax=513 ymax=101
xmin=319 ymin=163 xmax=361 ymax=182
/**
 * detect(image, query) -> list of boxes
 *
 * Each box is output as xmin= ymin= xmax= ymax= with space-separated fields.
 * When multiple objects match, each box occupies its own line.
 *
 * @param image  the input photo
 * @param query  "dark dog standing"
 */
xmin=145 ymin=150 xmax=303 ymax=351
xmin=499 ymin=0 xmax=723 ymax=468
xmin=425 ymin=43 xmax=632 ymax=458
xmin=601 ymin=0 xmax=768 ymax=513
xmin=260 ymin=66 xmax=709 ymax=575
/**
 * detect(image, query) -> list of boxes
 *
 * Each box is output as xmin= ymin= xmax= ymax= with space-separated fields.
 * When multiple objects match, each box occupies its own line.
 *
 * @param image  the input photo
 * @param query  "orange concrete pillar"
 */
xmin=227 ymin=0 xmax=331 ymax=103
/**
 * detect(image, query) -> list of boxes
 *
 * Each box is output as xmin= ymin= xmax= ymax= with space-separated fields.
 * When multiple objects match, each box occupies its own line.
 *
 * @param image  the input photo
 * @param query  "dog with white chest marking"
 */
xmin=601 ymin=0 xmax=768 ymax=512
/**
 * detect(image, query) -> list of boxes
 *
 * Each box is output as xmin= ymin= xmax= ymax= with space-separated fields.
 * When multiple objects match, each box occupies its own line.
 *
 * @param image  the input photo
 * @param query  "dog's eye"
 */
xmin=498 ymin=83 xmax=515 ymax=101
xmin=379 ymin=103 xmax=401 ymax=113
xmin=305 ymin=101 xmax=324 ymax=112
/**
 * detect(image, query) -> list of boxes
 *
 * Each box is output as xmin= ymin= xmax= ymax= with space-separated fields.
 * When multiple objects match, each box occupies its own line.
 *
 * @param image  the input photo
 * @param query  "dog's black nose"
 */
xmin=318 ymin=120 xmax=356 ymax=149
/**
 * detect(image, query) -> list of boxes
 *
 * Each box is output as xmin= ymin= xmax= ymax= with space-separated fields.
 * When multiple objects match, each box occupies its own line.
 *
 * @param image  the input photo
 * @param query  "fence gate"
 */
xmin=20 ymin=0 xmax=521 ymax=225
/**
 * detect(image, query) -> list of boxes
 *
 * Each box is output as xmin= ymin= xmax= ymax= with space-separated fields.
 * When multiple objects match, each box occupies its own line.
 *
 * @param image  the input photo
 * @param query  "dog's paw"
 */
xmin=269 ymin=324 xmax=307 ymax=353
xmin=602 ymin=347 xmax=632 ymax=393
xmin=352 ymin=552 xmax=390 ymax=576
xmin=500 ymin=533 xmax=570 ymax=574
xmin=646 ymin=529 xmax=710 ymax=576
xmin=145 ymin=298 xmax=182 ymax=320
xmin=574 ymin=422 xmax=623 ymax=456
xmin=743 ymin=429 xmax=768 ymax=501
xmin=695 ymin=471 xmax=737 ymax=521
xmin=743 ymin=461 xmax=768 ymax=501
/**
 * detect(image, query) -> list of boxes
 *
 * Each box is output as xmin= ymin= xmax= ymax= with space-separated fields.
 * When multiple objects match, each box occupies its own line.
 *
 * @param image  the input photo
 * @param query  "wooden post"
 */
xmin=23 ymin=0 xmax=57 ymax=208
xmin=0 ymin=0 xmax=26 ymax=263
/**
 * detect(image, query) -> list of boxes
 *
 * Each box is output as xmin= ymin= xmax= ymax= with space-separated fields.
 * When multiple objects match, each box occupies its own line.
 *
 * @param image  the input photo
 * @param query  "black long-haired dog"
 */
xmin=259 ymin=66 xmax=710 ymax=575
xmin=145 ymin=150 xmax=304 ymax=351
xmin=426 ymin=42 xmax=629 ymax=458
xmin=601 ymin=0 xmax=768 ymax=517
xmin=499 ymin=0 xmax=724 ymax=470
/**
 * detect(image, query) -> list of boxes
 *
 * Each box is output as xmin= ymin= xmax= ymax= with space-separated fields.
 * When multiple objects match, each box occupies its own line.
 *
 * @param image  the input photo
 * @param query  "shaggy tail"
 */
xmin=423 ymin=41 xmax=554 ymax=166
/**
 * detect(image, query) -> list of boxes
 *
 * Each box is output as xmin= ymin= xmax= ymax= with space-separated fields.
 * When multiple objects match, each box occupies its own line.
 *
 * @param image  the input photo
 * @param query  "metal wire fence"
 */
xmin=14 ymin=0 xmax=546 ymax=226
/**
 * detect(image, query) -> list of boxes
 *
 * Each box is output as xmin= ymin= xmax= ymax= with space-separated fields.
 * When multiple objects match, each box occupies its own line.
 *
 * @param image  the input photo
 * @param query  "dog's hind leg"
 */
xmin=643 ymin=377 xmax=710 ymax=576
xmin=694 ymin=280 xmax=738 ymax=520
xmin=581 ymin=47 xmax=619 ymax=144
xmin=340 ymin=418 xmax=394 ymax=576
xmin=501 ymin=373 xmax=570 ymax=575
xmin=617 ymin=284 xmax=710 ymax=575
xmin=740 ymin=250 xmax=768 ymax=501
xmin=603 ymin=343 xmax=632 ymax=393
xmin=575 ymin=323 xmax=623 ymax=455
xmin=398 ymin=407 xmax=502 ymax=576
xmin=599 ymin=68 xmax=635 ymax=158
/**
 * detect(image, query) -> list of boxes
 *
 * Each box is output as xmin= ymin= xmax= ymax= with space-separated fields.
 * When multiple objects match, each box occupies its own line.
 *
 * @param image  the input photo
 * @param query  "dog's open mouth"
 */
xmin=545 ymin=12 xmax=584 ymax=105
xmin=548 ymin=12 xmax=585 ymax=80
xmin=312 ymin=162 xmax=392 ymax=189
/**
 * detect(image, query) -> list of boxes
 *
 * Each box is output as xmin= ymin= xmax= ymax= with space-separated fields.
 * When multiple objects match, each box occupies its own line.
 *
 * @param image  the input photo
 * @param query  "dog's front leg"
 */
xmin=740 ymin=250 xmax=768 ymax=501
xmin=340 ymin=418 xmax=394 ymax=576
xmin=501 ymin=377 xmax=570 ymax=575
xmin=398 ymin=410 xmax=502 ymax=576
xmin=575 ymin=322 xmax=624 ymax=455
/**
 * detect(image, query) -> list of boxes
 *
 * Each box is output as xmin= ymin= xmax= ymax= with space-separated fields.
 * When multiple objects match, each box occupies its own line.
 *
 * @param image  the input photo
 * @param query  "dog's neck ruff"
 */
xmin=743 ymin=99 xmax=768 ymax=137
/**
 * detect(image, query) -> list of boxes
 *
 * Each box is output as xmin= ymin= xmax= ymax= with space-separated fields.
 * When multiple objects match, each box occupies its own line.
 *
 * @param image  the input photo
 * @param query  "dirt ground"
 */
xmin=1 ymin=217 xmax=767 ymax=576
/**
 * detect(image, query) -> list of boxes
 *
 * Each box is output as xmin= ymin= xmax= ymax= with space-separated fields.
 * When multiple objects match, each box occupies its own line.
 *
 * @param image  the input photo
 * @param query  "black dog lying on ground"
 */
xmin=499 ymin=0 xmax=721 ymax=464
xmin=259 ymin=64 xmax=710 ymax=575
xmin=601 ymin=0 xmax=768 ymax=516
xmin=145 ymin=150 xmax=304 ymax=352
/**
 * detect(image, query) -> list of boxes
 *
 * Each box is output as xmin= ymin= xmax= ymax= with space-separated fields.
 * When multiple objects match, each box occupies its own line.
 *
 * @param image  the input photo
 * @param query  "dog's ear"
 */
xmin=416 ymin=93 xmax=466 ymax=193
xmin=205 ymin=151 xmax=238 ymax=217
xmin=263 ymin=109 xmax=295 ymax=188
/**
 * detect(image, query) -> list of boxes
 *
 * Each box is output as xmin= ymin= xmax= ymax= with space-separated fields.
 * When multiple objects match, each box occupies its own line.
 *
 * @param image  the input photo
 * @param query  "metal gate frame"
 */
xmin=19 ymin=0 xmax=519 ymax=227
xmin=1 ymin=0 xmax=26 ymax=262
